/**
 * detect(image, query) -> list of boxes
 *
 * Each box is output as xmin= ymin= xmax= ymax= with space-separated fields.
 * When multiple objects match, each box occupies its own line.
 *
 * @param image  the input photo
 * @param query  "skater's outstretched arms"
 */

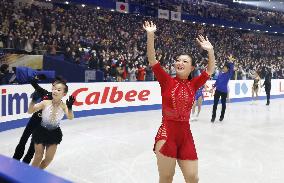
xmin=143 ymin=21 xmax=158 ymax=66
xmin=196 ymin=35 xmax=215 ymax=75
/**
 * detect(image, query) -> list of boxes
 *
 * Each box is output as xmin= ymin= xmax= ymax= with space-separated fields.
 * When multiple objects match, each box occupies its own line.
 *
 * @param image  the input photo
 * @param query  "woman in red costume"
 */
xmin=143 ymin=21 xmax=215 ymax=183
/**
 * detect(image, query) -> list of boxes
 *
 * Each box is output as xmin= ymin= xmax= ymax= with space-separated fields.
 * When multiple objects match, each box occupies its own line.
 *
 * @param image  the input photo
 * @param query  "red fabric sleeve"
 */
xmin=191 ymin=71 xmax=210 ymax=92
xmin=152 ymin=63 xmax=171 ymax=91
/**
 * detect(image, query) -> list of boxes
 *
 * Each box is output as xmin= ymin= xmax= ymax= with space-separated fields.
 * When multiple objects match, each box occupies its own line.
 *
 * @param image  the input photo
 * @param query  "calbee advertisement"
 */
xmin=0 ymin=82 xmax=161 ymax=123
xmin=1 ymin=80 xmax=284 ymax=123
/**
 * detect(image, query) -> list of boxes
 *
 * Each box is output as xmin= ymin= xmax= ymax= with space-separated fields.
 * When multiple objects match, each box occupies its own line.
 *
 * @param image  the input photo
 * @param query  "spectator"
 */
xmin=0 ymin=0 xmax=283 ymax=80
xmin=128 ymin=63 xmax=137 ymax=82
xmin=137 ymin=65 xmax=146 ymax=81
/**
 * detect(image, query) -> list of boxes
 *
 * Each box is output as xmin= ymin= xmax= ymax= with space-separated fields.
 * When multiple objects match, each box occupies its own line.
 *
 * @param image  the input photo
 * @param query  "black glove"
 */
xmin=66 ymin=95 xmax=75 ymax=110
xmin=31 ymin=79 xmax=40 ymax=90
xmin=30 ymin=79 xmax=49 ymax=97
xmin=30 ymin=91 xmax=41 ymax=102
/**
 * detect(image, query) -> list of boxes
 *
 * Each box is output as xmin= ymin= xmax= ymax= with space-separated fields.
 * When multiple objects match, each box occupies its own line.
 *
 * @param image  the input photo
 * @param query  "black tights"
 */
xmin=212 ymin=90 xmax=228 ymax=119
xmin=13 ymin=112 xmax=41 ymax=164
xmin=265 ymin=86 xmax=271 ymax=105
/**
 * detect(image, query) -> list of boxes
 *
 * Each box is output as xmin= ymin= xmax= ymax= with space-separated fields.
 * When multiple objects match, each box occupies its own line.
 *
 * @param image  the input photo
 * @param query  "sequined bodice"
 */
xmin=196 ymin=86 xmax=204 ymax=95
xmin=253 ymin=78 xmax=260 ymax=86
xmin=152 ymin=63 xmax=209 ymax=122
xmin=41 ymin=103 xmax=65 ymax=129
xmin=162 ymin=79 xmax=195 ymax=121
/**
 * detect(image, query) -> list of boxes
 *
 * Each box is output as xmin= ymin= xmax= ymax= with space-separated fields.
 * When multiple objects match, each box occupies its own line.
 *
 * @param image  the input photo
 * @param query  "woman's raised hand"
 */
xmin=143 ymin=21 xmax=156 ymax=33
xmin=196 ymin=35 xmax=213 ymax=51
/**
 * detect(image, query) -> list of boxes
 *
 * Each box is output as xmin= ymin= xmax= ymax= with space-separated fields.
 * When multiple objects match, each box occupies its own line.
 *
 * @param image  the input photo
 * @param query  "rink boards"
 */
xmin=1 ymin=79 xmax=284 ymax=127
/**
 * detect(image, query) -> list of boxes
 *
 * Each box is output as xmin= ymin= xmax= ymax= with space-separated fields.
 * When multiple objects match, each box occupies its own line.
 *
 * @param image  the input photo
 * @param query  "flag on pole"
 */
xmin=171 ymin=11 xmax=181 ymax=21
xmin=116 ymin=2 xmax=129 ymax=13
xmin=158 ymin=9 xmax=169 ymax=19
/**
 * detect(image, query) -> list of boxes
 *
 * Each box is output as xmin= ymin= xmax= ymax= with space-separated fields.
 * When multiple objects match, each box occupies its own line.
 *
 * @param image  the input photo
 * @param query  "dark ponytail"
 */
xmin=188 ymin=58 xmax=196 ymax=81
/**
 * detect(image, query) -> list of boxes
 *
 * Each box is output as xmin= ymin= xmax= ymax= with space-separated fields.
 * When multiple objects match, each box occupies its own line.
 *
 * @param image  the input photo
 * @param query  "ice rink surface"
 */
xmin=1 ymin=99 xmax=284 ymax=183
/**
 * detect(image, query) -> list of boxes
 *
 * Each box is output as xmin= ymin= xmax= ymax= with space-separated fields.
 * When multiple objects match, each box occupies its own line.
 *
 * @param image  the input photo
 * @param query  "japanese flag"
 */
xmin=116 ymin=2 xmax=129 ymax=13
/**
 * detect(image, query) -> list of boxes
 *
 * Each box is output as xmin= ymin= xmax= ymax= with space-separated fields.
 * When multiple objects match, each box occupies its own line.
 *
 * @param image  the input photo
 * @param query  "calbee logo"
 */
xmin=1 ymin=89 xmax=28 ymax=117
xmin=72 ymin=86 xmax=150 ymax=106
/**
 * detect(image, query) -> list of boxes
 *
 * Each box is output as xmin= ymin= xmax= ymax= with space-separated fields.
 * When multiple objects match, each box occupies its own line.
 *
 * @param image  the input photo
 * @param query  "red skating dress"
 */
xmin=152 ymin=63 xmax=209 ymax=160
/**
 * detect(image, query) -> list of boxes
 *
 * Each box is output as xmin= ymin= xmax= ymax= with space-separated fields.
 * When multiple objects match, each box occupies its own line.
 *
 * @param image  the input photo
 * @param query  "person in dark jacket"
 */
xmin=262 ymin=68 xmax=272 ymax=106
xmin=211 ymin=57 xmax=234 ymax=122
xmin=0 ymin=64 xmax=11 ymax=85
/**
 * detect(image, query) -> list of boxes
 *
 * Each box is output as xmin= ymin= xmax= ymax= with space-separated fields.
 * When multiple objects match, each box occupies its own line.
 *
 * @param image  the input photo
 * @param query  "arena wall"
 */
xmin=1 ymin=80 xmax=284 ymax=131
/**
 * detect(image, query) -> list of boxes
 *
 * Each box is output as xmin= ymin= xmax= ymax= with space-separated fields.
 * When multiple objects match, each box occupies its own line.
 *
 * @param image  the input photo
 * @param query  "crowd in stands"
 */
xmin=0 ymin=0 xmax=283 ymax=84
xmin=126 ymin=0 xmax=284 ymax=27
xmin=182 ymin=2 xmax=284 ymax=27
